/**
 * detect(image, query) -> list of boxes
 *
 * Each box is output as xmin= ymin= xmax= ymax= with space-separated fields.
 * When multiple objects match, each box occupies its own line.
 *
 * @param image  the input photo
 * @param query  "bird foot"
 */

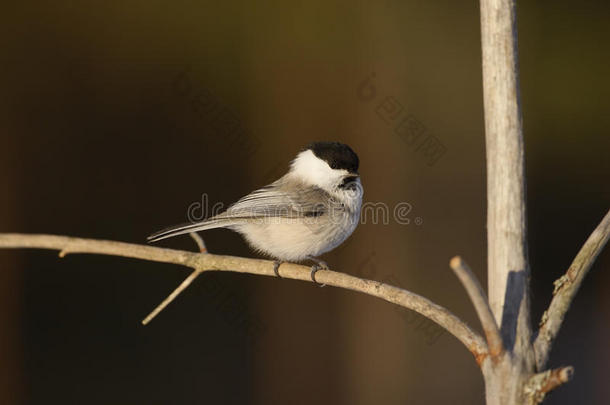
xmin=273 ymin=260 xmax=283 ymax=278
xmin=307 ymin=257 xmax=328 ymax=287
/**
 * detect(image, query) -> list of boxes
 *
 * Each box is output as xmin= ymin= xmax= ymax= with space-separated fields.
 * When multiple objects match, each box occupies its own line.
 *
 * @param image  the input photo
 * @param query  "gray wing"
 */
xmin=147 ymin=179 xmax=337 ymax=243
xmin=222 ymin=180 xmax=335 ymax=219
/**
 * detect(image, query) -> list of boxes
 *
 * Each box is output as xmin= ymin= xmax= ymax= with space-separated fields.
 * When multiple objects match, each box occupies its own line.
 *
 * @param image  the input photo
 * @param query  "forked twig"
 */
xmin=141 ymin=232 xmax=209 ymax=324
xmin=450 ymin=256 xmax=504 ymax=358
xmin=534 ymin=209 xmax=610 ymax=369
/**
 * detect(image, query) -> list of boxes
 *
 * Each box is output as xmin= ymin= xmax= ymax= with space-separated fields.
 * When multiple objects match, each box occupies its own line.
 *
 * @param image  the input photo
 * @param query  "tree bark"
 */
xmin=480 ymin=0 xmax=536 ymax=403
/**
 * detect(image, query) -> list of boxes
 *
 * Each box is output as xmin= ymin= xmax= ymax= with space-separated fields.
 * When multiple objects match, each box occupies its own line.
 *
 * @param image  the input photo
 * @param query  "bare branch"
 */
xmin=479 ymin=1 xmax=537 ymax=402
xmin=534 ymin=209 xmax=610 ymax=370
xmin=450 ymin=256 xmax=504 ymax=357
xmin=524 ymin=366 xmax=574 ymax=404
xmin=0 ymin=233 xmax=487 ymax=360
xmin=142 ymin=268 xmax=203 ymax=325
xmin=189 ymin=232 xmax=207 ymax=253
xmin=141 ymin=232 xmax=209 ymax=324
xmin=481 ymin=0 xmax=528 ymax=322
xmin=481 ymin=0 xmax=533 ymax=361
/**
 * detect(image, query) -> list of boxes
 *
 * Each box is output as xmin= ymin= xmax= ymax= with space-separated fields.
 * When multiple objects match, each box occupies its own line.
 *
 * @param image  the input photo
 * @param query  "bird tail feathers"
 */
xmin=147 ymin=218 xmax=237 ymax=243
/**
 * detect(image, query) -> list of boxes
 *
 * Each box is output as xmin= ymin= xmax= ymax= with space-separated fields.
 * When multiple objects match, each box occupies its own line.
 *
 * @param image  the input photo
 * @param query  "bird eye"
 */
xmin=339 ymin=175 xmax=359 ymax=190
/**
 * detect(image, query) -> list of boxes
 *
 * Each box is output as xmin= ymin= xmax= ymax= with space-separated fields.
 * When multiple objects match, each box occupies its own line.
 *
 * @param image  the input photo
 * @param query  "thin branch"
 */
xmin=524 ymin=366 xmax=574 ymax=404
xmin=0 ymin=233 xmax=487 ymax=361
xmin=534 ymin=209 xmax=610 ymax=370
xmin=141 ymin=232 xmax=209 ymax=324
xmin=189 ymin=232 xmax=207 ymax=253
xmin=142 ymin=268 xmax=203 ymax=325
xmin=450 ymin=256 xmax=504 ymax=358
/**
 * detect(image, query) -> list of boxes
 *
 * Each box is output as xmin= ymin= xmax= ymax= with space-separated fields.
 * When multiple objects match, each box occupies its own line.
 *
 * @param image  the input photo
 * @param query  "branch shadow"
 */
xmin=500 ymin=270 xmax=527 ymax=351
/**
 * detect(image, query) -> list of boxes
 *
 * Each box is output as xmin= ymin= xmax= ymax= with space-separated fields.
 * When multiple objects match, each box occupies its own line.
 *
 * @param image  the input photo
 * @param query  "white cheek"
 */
xmin=290 ymin=150 xmax=347 ymax=188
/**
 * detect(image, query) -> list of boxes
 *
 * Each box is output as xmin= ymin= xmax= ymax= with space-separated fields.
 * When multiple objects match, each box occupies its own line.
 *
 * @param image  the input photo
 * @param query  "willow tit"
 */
xmin=148 ymin=141 xmax=362 ymax=283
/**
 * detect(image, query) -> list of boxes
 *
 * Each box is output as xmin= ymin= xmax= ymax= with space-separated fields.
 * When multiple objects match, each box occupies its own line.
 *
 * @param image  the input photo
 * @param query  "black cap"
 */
xmin=306 ymin=142 xmax=359 ymax=174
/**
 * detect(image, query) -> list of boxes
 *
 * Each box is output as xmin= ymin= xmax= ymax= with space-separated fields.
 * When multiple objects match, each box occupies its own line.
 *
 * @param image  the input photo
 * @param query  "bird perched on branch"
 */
xmin=148 ymin=141 xmax=363 ymax=284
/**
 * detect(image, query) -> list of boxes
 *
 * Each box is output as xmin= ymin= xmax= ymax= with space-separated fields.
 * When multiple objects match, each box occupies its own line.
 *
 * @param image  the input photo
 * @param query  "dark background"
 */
xmin=1 ymin=1 xmax=609 ymax=404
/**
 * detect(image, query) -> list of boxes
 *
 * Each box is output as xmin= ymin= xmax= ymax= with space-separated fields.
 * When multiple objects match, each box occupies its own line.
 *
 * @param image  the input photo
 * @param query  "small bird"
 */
xmin=148 ymin=141 xmax=362 ymax=283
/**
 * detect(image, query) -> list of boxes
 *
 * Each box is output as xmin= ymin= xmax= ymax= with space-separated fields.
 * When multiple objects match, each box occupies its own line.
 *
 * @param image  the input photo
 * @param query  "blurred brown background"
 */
xmin=1 ymin=1 xmax=609 ymax=404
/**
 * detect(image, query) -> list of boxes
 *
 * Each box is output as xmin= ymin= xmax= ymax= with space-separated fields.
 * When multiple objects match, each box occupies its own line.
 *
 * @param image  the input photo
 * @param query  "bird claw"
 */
xmin=310 ymin=263 xmax=328 ymax=287
xmin=273 ymin=261 xmax=283 ymax=278
xmin=274 ymin=257 xmax=327 ymax=286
